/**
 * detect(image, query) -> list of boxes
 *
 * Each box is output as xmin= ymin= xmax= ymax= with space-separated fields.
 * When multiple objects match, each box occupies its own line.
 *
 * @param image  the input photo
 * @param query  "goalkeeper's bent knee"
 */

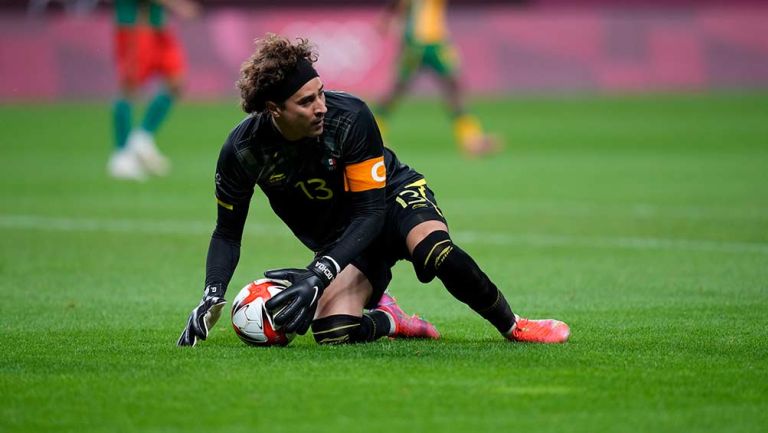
xmin=410 ymin=230 xmax=453 ymax=283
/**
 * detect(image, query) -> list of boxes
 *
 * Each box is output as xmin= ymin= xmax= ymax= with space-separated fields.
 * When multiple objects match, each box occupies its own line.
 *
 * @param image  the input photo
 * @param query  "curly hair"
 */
xmin=237 ymin=34 xmax=318 ymax=114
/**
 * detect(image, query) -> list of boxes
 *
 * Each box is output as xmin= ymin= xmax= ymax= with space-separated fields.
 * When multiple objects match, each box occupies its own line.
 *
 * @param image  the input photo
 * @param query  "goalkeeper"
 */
xmin=177 ymin=34 xmax=569 ymax=346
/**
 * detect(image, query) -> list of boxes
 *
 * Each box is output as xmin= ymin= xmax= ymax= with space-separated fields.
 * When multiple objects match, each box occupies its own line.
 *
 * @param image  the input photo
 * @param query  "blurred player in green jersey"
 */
xmin=375 ymin=0 xmax=500 ymax=157
xmin=108 ymin=0 xmax=199 ymax=180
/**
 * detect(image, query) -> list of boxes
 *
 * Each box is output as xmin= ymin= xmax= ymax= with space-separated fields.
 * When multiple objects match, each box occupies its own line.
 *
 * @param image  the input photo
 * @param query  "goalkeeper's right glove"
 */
xmin=177 ymin=288 xmax=227 ymax=347
xmin=264 ymin=256 xmax=339 ymax=335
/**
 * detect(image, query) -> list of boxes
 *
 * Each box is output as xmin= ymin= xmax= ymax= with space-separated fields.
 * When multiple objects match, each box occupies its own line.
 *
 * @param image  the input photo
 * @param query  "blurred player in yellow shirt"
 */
xmin=375 ymin=0 xmax=500 ymax=157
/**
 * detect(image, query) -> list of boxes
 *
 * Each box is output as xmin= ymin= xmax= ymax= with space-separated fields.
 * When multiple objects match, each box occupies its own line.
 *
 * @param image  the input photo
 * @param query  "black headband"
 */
xmin=264 ymin=57 xmax=319 ymax=104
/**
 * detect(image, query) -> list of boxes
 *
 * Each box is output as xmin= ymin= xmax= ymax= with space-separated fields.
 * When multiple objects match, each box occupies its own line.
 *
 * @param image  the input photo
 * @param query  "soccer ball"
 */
xmin=231 ymin=279 xmax=295 ymax=347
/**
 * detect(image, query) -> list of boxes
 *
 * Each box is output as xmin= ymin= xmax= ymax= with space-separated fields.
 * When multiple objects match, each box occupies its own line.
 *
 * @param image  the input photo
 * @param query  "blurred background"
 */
xmin=2 ymin=0 xmax=768 ymax=101
xmin=2 ymin=3 xmax=768 ymax=432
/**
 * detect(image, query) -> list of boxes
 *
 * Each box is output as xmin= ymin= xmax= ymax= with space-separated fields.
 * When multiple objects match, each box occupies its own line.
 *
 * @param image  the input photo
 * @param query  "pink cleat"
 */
xmin=375 ymin=293 xmax=440 ymax=339
xmin=507 ymin=315 xmax=570 ymax=344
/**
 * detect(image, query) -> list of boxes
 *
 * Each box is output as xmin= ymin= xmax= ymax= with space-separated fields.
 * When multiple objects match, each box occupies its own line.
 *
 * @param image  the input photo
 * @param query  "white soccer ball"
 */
xmin=231 ymin=279 xmax=295 ymax=346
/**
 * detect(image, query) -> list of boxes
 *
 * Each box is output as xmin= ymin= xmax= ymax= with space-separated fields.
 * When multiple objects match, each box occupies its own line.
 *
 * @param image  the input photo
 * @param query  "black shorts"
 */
xmin=351 ymin=179 xmax=447 ymax=309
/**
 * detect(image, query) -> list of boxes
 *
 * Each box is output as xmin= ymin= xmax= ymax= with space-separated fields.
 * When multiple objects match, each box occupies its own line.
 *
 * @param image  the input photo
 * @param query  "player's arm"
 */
xmin=204 ymin=181 xmax=252 ymax=299
xmin=265 ymin=104 xmax=387 ymax=335
xmin=178 ymin=135 xmax=254 ymax=347
xmin=325 ymin=102 xmax=391 ymax=266
xmin=323 ymin=165 xmax=386 ymax=267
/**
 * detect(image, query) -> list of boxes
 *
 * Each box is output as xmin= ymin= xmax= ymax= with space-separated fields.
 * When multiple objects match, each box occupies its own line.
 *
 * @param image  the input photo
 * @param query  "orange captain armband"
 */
xmin=344 ymin=156 xmax=386 ymax=192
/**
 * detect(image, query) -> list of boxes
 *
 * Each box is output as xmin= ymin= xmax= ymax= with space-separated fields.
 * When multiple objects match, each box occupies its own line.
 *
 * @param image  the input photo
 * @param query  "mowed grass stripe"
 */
xmin=2 ymin=213 xmax=768 ymax=255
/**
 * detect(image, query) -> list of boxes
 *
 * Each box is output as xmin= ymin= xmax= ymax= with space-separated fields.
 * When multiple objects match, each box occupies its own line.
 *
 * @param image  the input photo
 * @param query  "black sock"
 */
xmin=435 ymin=244 xmax=516 ymax=333
xmin=311 ymin=312 xmax=392 ymax=344
xmin=361 ymin=310 xmax=394 ymax=340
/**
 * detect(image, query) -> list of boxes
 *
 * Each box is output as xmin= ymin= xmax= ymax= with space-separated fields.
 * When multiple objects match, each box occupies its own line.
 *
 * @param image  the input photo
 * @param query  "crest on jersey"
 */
xmin=323 ymin=157 xmax=338 ymax=171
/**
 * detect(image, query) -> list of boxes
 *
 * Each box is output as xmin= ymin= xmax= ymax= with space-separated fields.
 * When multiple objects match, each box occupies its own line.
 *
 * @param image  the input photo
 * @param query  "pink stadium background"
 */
xmin=1 ymin=2 xmax=767 ymax=101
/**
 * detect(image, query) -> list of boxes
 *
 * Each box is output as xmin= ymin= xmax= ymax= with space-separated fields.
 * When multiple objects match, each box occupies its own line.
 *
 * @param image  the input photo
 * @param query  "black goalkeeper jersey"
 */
xmin=205 ymin=91 xmax=423 ymax=294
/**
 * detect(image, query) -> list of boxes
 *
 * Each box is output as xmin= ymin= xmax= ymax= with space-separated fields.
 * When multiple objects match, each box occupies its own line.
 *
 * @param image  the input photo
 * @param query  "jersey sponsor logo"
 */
xmin=344 ymin=156 xmax=386 ymax=192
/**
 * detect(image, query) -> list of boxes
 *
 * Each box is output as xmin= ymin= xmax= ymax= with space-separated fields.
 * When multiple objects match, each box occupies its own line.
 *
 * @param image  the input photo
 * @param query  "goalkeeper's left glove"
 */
xmin=264 ymin=256 xmax=339 ymax=335
xmin=177 ymin=286 xmax=227 ymax=347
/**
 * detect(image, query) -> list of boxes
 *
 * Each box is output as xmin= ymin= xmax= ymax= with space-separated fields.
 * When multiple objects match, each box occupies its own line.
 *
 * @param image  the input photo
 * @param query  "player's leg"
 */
xmin=407 ymin=221 xmax=569 ymax=343
xmin=128 ymin=83 xmax=173 ymax=176
xmin=312 ymin=259 xmax=439 ymax=344
xmin=140 ymin=81 xmax=176 ymax=137
xmin=141 ymin=64 xmax=183 ymax=140
xmin=452 ymin=110 xmax=501 ymax=157
xmin=396 ymin=180 xmax=569 ymax=343
xmin=113 ymin=85 xmax=135 ymax=155
xmin=424 ymin=43 xmax=463 ymax=116
xmin=311 ymin=264 xmax=393 ymax=344
xmin=406 ymin=219 xmax=516 ymax=332
xmin=129 ymin=30 xmax=184 ymax=176
xmin=373 ymin=291 xmax=440 ymax=339
xmin=354 ymin=238 xmax=439 ymax=339
xmin=108 ymin=27 xmax=146 ymax=180
xmin=109 ymin=88 xmax=146 ymax=180
xmin=374 ymin=42 xmax=423 ymax=137
xmin=427 ymin=42 xmax=500 ymax=157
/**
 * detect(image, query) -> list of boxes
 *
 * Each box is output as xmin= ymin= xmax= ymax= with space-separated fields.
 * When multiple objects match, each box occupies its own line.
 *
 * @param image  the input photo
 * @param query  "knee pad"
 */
xmin=311 ymin=315 xmax=360 ymax=345
xmin=411 ymin=230 xmax=453 ymax=283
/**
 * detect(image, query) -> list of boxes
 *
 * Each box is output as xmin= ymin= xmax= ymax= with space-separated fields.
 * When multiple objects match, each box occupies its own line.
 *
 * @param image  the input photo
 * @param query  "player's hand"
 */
xmin=177 ymin=294 xmax=227 ymax=347
xmin=264 ymin=256 xmax=339 ymax=335
xmin=264 ymin=272 xmax=323 ymax=335
xmin=262 ymin=268 xmax=307 ymax=283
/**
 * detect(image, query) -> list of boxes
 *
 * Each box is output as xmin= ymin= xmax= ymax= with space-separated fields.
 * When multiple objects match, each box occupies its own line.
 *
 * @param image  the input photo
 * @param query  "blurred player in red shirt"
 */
xmin=108 ymin=0 xmax=199 ymax=180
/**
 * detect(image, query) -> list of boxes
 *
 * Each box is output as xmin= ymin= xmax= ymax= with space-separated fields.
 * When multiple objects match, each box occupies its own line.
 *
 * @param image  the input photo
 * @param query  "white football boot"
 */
xmin=107 ymin=149 xmax=147 ymax=181
xmin=127 ymin=129 xmax=171 ymax=176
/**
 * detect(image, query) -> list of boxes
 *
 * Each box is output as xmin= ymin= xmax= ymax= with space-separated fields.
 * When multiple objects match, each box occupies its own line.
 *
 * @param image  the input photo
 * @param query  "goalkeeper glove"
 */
xmin=177 ymin=286 xmax=227 ymax=347
xmin=264 ymin=256 xmax=339 ymax=335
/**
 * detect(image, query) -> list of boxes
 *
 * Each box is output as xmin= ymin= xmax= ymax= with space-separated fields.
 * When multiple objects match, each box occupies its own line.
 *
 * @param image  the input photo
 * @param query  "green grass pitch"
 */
xmin=1 ymin=93 xmax=767 ymax=433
